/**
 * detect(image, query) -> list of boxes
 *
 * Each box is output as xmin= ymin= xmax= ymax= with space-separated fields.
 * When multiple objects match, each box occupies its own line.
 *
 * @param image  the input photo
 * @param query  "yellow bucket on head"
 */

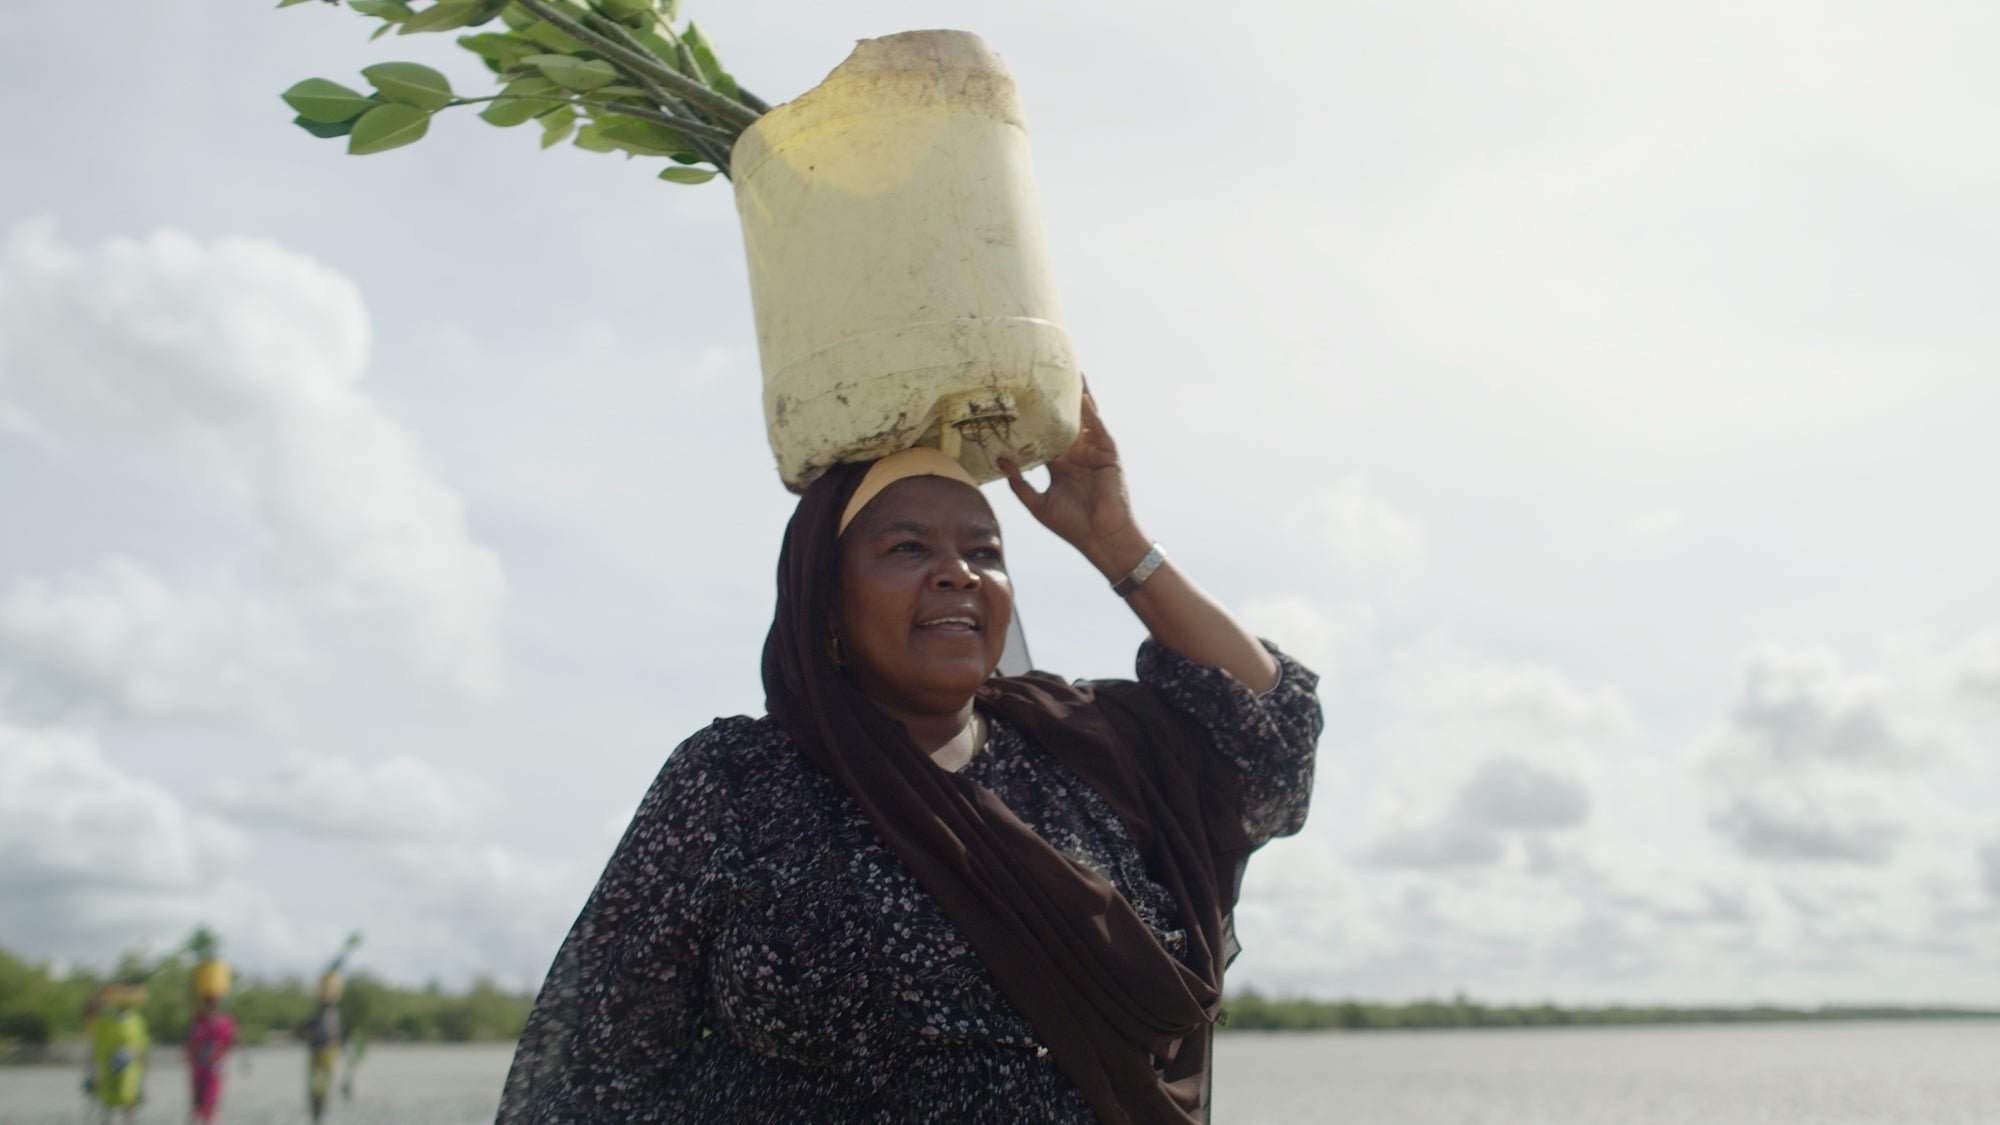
xmin=732 ymin=29 xmax=1082 ymax=491
xmin=193 ymin=959 xmax=231 ymax=1000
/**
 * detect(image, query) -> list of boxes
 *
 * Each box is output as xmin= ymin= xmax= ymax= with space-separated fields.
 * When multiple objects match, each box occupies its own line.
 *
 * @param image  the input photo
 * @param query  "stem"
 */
xmin=598 ymin=104 xmax=736 ymax=145
xmin=447 ymin=95 xmax=739 ymax=147
xmin=512 ymin=0 xmax=760 ymax=131
xmin=573 ymin=7 xmax=734 ymax=171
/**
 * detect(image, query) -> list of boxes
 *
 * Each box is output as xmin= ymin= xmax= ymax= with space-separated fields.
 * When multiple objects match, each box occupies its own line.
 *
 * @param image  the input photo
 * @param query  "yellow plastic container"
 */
xmin=732 ymin=30 xmax=1082 ymax=491
xmin=193 ymin=959 xmax=232 ymax=999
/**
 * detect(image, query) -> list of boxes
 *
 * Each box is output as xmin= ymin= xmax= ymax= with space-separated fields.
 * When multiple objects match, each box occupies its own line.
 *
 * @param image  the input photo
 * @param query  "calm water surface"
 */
xmin=2 ymin=1021 xmax=1993 ymax=1123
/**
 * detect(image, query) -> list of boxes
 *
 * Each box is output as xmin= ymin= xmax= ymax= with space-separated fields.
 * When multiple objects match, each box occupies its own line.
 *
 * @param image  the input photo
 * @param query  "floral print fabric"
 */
xmin=498 ymin=641 xmax=1319 ymax=1124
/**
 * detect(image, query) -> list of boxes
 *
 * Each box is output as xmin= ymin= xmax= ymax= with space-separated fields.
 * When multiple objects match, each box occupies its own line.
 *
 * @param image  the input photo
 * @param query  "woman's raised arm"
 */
xmin=1001 ymin=388 xmax=1281 ymax=694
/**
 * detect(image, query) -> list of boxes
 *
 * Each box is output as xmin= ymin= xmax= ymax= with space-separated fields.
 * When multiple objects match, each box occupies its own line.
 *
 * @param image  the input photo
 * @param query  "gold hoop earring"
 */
xmin=830 ymin=633 xmax=846 ymax=668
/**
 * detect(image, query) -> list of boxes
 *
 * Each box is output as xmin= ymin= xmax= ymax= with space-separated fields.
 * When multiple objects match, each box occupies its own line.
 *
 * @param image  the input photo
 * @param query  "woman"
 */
xmin=89 ymin=985 xmax=148 ymax=1123
xmin=185 ymin=993 xmax=236 ymax=1123
xmin=500 ymin=392 xmax=1320 ymax=1123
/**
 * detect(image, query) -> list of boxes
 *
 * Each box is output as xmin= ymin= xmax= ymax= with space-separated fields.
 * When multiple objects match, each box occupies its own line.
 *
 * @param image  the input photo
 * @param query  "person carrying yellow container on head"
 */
xmin=187 ymin=950 xmax=236 ymax=1124
xmin=301 ymin=932 xmax=360 ymax=1122
xmin=89 ymin=984 xmax=149 ymax=1123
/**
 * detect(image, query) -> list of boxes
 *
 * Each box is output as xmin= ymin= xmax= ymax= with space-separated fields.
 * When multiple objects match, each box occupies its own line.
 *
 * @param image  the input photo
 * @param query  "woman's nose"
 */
xmin=931 ymin=554 xmax=980 ymax=587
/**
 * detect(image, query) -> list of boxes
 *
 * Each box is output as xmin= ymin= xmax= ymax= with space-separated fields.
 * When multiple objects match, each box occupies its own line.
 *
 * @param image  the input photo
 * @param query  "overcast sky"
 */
xmin=3 ymin=0 xmax=1997 ymax=1006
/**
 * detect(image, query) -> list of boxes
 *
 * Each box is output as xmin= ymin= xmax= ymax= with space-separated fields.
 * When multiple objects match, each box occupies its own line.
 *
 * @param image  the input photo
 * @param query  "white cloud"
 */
xmin=1306 ymin=476 xmax=1428 ymax=583
xmin=1724 ymin=644 xmax=1938 ymax=770
xmin=0 ymin=558 xmax=294 ymax=725
xmin=0 ymin=221 xmax=505 ymax=696
xmin=0 ymin=721 xmax=239 ymax=894
xmin=1980 ymin=841 xmax=2000 ymax=901
xmin=1388 ymin=646 xmax=1638 ymax=747
xmin=1455 ymin=755 xmax=1590 ymax=831
xmin=210 ymin=751 xmax=500 ymax=843
xmin=1237 ymin=596 xmax=1372 ymax=681
xmin=362 ymin=842 xmax=584 ymax=990
xmin=0 ymin=719 xmax=265 ymax=964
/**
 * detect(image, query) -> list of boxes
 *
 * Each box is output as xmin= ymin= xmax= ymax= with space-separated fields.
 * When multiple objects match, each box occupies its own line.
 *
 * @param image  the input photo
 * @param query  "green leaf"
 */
xmin=657 ymin=166 xmax=717 ymax=185
xmin=457 ymin=32 xmax=537 ymax=67
xmin=282 ymin=78 xmax=377 ymax=124
xmin=372 ymin=23 xmax=395 ymax=40
xmin=538 ymin=104 xmax=577 ymax=148
xmin=277 ymin=0 xmax=317 ymax=8
xmin=294 ymin=113 xmax=360 ymax=139
xmin=682 ymin=22 xmax=740 ymax=100
xmin=527 ymin=54 xmax=619 ymax=92
xmin=348 ymin=1 xmax=414 ymax=18
xmin=518 ymin=20 xmax=587 ymax=53
xmin=398 ymin=0 xmax=481 ymax=34
xmin=663 ymin=0 xmax=680 ymax=22
xmin=595 ymin=0 xmax=656 ymax=26
xmin=570 ymin=123 xmax=617 ymax=153
xmin=479 ymin=76 xmax=562 ymax=126
xmin=348 ymin=102 xmax=432 ymax=154
xmin=360 ymin=61 xmax=455 ymax=111
xmin=595 ymin=115 xmax=696 ymax=157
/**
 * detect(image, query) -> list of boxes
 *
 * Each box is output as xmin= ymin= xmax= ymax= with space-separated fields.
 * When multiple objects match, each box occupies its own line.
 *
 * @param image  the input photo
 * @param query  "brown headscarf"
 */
xmin=762 ymin=460 xmax=1257 ymax=1124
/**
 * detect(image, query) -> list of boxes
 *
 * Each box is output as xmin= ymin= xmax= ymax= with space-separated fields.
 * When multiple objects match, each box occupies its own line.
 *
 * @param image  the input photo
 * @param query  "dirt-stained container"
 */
xmin=731 ymin=30 xmax=1082 ymax=491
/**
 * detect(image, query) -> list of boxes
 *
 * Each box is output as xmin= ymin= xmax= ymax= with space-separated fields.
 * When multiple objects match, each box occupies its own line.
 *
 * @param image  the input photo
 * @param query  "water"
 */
xmin=1211 ymin=1022 xmax=2000 ymax=1124
xmin=2 ymin=1022 xmax=1993 ymax=1123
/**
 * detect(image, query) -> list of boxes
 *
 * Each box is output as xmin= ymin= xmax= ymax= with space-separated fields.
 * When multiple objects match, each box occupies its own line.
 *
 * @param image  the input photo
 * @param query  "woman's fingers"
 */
xmin=999 ymin=459 xmax=1047 ymax=517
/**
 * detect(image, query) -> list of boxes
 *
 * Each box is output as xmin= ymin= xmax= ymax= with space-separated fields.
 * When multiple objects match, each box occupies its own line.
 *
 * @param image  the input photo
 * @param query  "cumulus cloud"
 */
xmin=1389 ymin=646 xmax=1637 ymax=745
xmin=0 ymin=722 xmax=239 ymax=894
xmin=1356 ymin=649 xmax=1620 ymax=873
xmin=1237 ymin=596 xmax=1372 ymax=681
xmin=1455 ymin=755 xmax=1590 ymax=830
xmin=0 ymin=558 xmax=292 ymax=724
xmin=0 ymin=221 xmax=505 ymax=696
xmin=1725 ymin=645 xmax=1936 ymax=769
xmin=1708 ymin=783 xmax=1904 ymax=864
xmin=210 ymin=751 xmax=500 ymax=843
xmin=1306 ymin=476 xmax=1428 ymax=582
xmin=0 ymin=720 xmax=258 ymax=963
xmin=364 ymin=842 xmax=584 ymax=989
xmin=1362 ymin=822 xmax=1505 ymax=870
xmin=1698 ymin=643 xmax=1967 ymax=865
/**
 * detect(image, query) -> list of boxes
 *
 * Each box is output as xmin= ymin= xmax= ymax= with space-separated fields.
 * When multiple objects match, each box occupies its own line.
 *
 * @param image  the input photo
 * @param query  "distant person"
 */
xmin=301 ymin=971 xmax=346 ymax=1122
xmin=499 ymin=395 xmax=1322 ymax=1122
xmin=89 ymin=985 xmax=149 ymax=1123
xmin=185 ymin=994 xmax=236 ymax=1123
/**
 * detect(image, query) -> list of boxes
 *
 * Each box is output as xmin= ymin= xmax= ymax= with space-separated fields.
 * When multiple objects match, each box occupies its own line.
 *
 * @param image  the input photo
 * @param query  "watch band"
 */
xmin=1111 ymin=542 xmax=1166 ymax=598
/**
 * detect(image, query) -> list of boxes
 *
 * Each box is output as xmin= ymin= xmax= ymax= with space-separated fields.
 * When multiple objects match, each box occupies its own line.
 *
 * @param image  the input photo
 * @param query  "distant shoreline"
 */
xmin=1219 ymin=993 xmax=2000 ymax=1032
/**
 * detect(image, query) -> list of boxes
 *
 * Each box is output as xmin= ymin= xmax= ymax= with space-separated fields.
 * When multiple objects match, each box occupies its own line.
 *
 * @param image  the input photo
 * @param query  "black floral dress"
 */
xmin=499 ymin=641 xmax=1320 ymax=1123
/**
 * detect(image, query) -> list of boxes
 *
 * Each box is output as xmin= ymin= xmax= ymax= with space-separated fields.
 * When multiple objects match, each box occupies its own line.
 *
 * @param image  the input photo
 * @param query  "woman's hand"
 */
xmin=1002 ymin=379 xmax=1280 ymax=692
xmin=1000 ymin=385 xmax=1154 ymax=581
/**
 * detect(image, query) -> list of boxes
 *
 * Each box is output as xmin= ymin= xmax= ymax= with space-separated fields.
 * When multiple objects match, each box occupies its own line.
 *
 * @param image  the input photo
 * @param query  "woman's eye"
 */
xmin=889 ymin=540 xmax=925 ymax=554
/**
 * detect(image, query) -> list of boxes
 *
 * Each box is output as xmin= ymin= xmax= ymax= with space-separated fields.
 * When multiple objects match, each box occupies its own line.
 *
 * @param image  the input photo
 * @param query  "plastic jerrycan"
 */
xmin=731 ymin=30 xmax=1082 ymax=492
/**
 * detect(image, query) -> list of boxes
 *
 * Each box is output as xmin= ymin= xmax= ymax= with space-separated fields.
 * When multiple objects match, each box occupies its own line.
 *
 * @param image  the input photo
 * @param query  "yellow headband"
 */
xmin=837 ymin=448 xmax=982 ymax=536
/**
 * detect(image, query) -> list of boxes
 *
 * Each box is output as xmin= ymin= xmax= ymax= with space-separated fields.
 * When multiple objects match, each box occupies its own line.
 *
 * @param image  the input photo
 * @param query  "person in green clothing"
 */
xmin=89 ymin=984 xmax=149 ymax=1123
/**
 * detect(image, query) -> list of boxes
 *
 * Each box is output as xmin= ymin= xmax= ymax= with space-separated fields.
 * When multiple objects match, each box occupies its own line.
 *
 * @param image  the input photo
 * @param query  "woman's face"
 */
xmin=835 ymin=476 xmax=1013 ymax=717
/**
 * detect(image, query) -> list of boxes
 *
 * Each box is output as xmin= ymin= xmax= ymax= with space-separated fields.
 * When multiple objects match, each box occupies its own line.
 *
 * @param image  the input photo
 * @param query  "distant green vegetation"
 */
xmin=1220 ymin=990 xmax=2000 ymax=1032
xmin=0 ymin=945 xmax=532 ymax=1054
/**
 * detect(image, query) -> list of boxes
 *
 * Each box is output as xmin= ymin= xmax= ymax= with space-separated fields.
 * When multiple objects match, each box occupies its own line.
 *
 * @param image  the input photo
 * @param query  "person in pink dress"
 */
xmin=185 ymin=995 xmax=236 ymax=1124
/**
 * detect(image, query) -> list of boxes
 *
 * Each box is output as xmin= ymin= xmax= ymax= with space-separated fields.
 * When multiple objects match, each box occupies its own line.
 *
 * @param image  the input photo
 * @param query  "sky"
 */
xmin=2 ymin=0 xmax=1998 ymax=1007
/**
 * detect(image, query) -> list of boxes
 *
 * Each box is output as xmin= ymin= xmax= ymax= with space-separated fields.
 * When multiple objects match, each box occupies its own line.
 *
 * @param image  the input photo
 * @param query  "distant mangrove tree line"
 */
xmin=8 ymin=945 xmax=1996 ymax=1057
xmin=1221 ymin=990 xmax=2000 ymax=1031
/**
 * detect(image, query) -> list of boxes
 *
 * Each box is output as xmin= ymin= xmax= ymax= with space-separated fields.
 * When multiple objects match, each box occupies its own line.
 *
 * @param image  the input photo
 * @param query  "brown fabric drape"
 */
xmin=761 ymin=462 xmax=1255 ymax=1124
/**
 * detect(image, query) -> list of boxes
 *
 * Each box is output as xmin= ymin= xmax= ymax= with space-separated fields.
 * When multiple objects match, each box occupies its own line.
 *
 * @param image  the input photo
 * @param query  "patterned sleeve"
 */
xmin=496 ymin=719 xmax=749 ymax=1124
xmin=1134 ymin=639 xmax=1322 ymax=847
